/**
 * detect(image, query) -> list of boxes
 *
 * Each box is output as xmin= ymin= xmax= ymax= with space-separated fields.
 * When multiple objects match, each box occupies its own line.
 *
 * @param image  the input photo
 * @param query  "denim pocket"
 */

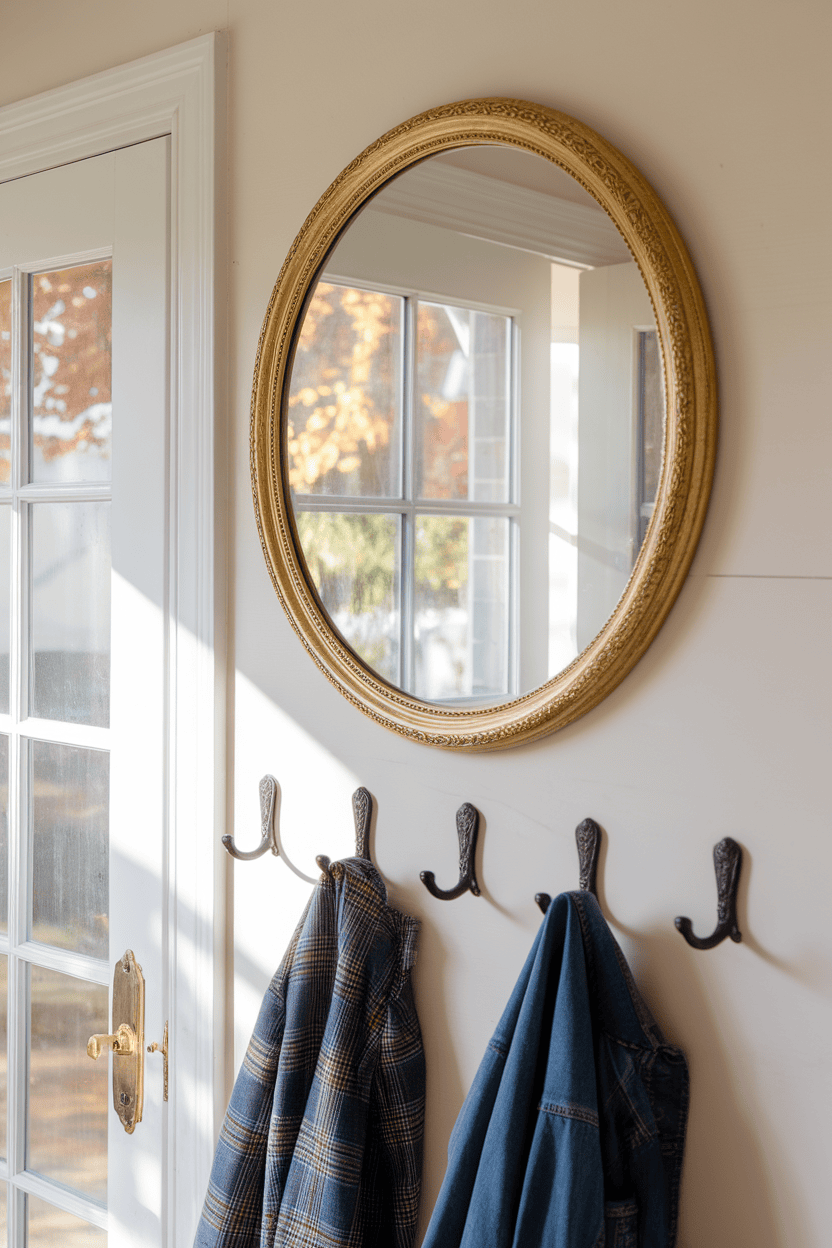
xmin=604 ymin=1199 xmax=638 ymax=1247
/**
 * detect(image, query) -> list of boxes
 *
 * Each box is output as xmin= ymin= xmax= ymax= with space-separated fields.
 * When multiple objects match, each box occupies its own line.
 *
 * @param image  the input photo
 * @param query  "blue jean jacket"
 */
xmin=422 ymin=892 xmax=689 ymax=1248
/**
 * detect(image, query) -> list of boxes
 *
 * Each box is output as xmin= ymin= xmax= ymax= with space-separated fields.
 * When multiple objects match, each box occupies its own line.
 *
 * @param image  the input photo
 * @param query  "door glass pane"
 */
xmin=28 ymin=1193 xmax=106 ymax=1248
xmin=288 ymin=282 xmax=403 ymax=498
xmin=415 ymin=303 xmax=511 ymax=503
xmin=0 ymin=955 xmax=6 ymax=1160
xmin=29 ymin=966 xmax=108 ymax=1203
xmin=30 ymin=262 xmax=112 ymax=484
xmin=31 ymin=741 xmax=108 ymax=957
xmin=0 ymin=278 xmax=10 ymax=485
xmin=0 ymin=736 xmax=7 ymax=932
xmin=31 ymin=501 xmax=111 ymax=727
xmin=414 ymin=515 xmax=509 ymax=700
xmin=296 ymin=511 xmax=400 ymax=685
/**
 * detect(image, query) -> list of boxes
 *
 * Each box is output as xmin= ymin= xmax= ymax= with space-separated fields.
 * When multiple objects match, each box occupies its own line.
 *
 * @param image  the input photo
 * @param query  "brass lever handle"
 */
xmin=85 ymin=949 xmax=146 ymax=1133
xmin=87 ymin=1023 xmax=136 ymax=1060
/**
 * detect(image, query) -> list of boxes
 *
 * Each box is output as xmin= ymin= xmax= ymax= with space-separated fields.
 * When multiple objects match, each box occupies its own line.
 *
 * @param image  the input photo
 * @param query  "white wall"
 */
xmin=2 ymin=2 xmax=830 ymax=1246
xmin=577 ymin=260 xmax=655 ymax=649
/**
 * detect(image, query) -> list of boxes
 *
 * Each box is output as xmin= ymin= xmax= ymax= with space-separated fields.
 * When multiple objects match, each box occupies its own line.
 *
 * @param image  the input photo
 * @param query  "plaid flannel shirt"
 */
xmin=195 ymin=858 xmax=425 ymax=1248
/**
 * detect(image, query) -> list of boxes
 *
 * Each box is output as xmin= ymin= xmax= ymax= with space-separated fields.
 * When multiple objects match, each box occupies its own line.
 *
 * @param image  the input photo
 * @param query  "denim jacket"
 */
xmin=194 ymin=859 xmax=425 ymax=1248
xmin=422 ymin=891 xmax=689 ymax=1248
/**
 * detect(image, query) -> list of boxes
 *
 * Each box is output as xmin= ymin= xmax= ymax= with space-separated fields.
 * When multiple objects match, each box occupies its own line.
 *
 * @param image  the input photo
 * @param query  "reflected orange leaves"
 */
xmin=288 ymin=282 xmax=470 ymax=500
xmin=288 ymin=284 xmax=397 ymax=493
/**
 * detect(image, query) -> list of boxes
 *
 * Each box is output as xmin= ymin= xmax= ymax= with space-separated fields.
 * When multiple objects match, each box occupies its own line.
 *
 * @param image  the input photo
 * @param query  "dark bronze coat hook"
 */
xmin=536 ymin=817 xmax=601 ymax=914
xmin=421 ymin=803 xmax=481 ymax=900
xmin=675 ymin=837 xmax=743 ymax=950
xmin=318 ymin=785 xmax=374 ymax=876
xmin=352 ymin=786 xmax=372 ymax=859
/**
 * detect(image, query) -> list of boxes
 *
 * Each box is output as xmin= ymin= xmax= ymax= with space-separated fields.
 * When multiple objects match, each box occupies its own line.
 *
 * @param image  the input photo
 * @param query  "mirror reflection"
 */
xmin=287 ymin=146 xmax=664 ymax=704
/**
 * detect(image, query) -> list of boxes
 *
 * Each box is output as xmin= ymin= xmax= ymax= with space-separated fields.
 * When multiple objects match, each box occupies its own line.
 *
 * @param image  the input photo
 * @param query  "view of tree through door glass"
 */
xmin=0 ymin=260 xmax=111 ymax=1246
xmin=289 ymin=281 xmax=515 ymax=701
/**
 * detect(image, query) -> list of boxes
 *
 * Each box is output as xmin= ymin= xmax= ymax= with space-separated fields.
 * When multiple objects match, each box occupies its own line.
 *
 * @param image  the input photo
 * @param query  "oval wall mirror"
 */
xmin=251 ymin=99 xmax=716 ymax=750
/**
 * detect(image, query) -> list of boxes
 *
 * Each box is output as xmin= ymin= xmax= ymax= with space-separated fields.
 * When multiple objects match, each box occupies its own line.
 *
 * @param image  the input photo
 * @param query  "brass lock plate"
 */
xmin=87 ymin=950 xmax=145 ymax=1133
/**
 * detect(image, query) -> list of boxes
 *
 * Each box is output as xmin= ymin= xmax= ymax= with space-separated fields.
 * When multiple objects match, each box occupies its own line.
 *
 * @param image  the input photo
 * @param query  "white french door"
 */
xmin=0 ymin=139 xmax=170 ymax=1247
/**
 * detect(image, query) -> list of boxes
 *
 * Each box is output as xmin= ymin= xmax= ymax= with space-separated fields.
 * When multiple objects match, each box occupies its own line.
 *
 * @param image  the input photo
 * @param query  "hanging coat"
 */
xmin=422 ymin=891 xmax=689 ymax=1248
xmin=195 ymin=858 xmax=425 ymax=1248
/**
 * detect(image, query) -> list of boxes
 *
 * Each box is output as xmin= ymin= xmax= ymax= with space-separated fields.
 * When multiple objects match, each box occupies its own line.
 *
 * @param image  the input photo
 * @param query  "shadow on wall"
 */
xmin=410 ymin=915 xmax=467 ymax=1243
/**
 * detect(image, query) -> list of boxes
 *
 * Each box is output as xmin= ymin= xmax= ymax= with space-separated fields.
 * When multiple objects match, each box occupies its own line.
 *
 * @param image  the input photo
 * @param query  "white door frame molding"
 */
xmin=0 ymin=34 xmax=227 ymax=1247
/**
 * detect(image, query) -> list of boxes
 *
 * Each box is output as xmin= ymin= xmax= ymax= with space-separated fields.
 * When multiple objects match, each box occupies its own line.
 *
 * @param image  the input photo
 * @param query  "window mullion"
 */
xmin=508 ymin=319 xmax=520 ymax=697
xmin=401 ymin=297 xmax=416 ymax=692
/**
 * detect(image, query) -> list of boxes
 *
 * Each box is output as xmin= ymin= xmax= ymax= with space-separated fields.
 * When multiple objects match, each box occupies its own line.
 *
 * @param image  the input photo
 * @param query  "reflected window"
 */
xmin=636 ymin=329 xmax=664 ymax=549
xmin=290 ymin=282 xmax=515 ymax=701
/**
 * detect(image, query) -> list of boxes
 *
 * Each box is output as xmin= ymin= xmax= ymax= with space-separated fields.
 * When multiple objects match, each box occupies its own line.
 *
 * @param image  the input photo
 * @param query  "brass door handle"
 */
xmin=87 ymin=1023 xmax=136 ymax=1060
xmin=86 ymin=949 xmax=145 ymax=1134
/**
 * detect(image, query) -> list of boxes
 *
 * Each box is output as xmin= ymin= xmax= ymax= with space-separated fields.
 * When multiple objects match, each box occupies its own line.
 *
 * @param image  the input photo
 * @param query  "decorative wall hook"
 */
xmin=675 ymin=837 xmax=743 ymax=950
xmin=352 ymin=786 xmax=372 ymax=860
xmin=536 ymin=817 xmax=601 ymax=914
xmin=222 ymin=774 xmax=284 ymax=862
xmin=320 ymin=785 xmax=375 ymax=875
xmin=223 ymin=776 xmax=375 ymax=885
xmin=421 ymin=803 xmax=481 ymax=900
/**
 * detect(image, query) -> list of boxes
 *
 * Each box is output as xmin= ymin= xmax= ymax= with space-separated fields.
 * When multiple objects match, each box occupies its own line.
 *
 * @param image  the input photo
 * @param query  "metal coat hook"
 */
xmin=352 ymin=786 xmax=372 ymax=859
xmin=536 ymin=817 xmax=601 ymax=914
xmin=421 ymin=803 xmax=481 ymax=900
xmin=316 ymin=786 xmax=374 ymax=878
xmin=675 ymin=838 xmax=743 ymax=950
xmin=222 ymin=777 xmax=376 ymax=886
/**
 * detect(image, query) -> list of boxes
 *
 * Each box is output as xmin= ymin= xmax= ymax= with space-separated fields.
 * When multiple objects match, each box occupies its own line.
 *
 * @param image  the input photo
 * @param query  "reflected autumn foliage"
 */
xmin=288 ymin=283 xmax=400 ymax=497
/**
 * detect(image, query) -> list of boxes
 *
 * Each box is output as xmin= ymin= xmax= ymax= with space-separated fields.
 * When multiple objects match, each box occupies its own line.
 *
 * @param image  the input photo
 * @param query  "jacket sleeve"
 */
xmin=194 ymin=980 xmax=287 ymax=1248
xmin=193 ymin=888 xmax=322 ymax=1248
xmin=366 ymin=974 xmax=426 ymax=1248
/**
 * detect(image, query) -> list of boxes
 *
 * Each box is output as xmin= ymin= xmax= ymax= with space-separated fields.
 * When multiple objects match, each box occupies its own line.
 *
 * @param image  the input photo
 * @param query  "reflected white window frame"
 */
xmin=634 ymin=327 xmax=664 ymax=556
xmin=292 ymin=275 xmax=520 ymax=703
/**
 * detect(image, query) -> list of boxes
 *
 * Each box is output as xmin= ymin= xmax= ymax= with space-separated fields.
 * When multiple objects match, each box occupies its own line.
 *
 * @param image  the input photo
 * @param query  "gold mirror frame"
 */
xmin=251 ymin=99 xmax=716 ymax=751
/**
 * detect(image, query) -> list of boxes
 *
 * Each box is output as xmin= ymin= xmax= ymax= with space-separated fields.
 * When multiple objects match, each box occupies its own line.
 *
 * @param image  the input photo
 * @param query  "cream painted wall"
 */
xmin=2 ymin=2 xmax=830 ymax=1246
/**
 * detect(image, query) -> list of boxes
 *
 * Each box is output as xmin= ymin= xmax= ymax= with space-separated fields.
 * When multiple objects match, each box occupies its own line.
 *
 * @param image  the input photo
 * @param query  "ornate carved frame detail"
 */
xmin=251 ymin=98 xmax=717 ymax=751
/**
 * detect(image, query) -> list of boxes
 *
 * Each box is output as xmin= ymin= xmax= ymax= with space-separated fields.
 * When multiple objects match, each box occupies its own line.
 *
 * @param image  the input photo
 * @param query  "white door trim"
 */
xmin=0 ymin=34 xmax=227 ymax=1248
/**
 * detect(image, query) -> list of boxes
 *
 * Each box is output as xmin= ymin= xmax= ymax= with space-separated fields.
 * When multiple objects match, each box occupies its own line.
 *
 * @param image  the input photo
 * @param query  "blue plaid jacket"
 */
xmin=195 ymin=859 xmax=425 ymax=1248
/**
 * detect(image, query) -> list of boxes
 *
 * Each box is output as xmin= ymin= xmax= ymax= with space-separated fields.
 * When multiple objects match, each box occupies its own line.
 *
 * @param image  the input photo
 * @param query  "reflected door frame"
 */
xmin=0 ymin=34 xmax=227 ymax=1248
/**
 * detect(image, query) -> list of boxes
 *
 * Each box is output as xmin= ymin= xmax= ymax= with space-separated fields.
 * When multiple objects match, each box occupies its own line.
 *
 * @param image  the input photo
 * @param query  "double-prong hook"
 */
xmin=421 ymin=803 xmax=481 ymax=900
xmin=316 ymin=786 xmax=374 ymax=877
xmin=536 ymin=817 xmax=601 ymax=914
xmin=675 ymin=837 xmax=742 ymax=950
